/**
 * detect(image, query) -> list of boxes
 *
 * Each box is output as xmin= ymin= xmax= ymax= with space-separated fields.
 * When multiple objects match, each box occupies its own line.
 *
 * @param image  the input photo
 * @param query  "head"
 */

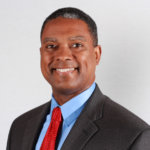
xmin=41 ymin=7 xmax=98 ymax=47
xmin=40 ymin=7 xmax=101 ymax=104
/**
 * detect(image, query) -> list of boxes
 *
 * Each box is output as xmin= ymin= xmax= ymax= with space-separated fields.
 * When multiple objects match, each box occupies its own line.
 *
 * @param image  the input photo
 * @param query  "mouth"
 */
xmin=51 ymin=67 xmax=79 ymax=73
xmin=56 ymin=68 xmax=75 ymax=72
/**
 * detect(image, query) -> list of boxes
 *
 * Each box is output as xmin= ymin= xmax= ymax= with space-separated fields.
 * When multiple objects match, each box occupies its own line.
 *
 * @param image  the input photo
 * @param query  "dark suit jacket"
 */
xmin=7 ymin=85 xmax=150 ymax=150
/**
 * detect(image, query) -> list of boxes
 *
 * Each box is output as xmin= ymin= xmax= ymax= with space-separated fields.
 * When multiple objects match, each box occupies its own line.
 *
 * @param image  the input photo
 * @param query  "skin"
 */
xmin=40 ymin=17 xmax=101 ymax=105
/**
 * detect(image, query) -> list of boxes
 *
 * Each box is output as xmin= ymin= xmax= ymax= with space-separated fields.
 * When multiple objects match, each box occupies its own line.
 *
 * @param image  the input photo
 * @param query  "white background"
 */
xmin=1 ymin=0 xmax=150 ymax=149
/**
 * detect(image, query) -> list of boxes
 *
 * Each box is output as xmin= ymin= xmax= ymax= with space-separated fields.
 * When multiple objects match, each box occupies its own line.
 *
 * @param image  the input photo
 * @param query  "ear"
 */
xmin=94 ymin=45 xmax=102 ymax=65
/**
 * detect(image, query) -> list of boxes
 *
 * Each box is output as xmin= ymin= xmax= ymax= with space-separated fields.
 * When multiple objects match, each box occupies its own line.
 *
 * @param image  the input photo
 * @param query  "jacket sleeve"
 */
xmin=130 ymin=128 xmax=150 ymax=150
xmin=6 ymin=123 xmax=13 ymax=150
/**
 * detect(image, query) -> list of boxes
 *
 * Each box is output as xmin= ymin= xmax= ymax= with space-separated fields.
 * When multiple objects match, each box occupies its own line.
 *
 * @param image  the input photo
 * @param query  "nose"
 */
xmin=56 ymin=45 xmax=72 ymax=61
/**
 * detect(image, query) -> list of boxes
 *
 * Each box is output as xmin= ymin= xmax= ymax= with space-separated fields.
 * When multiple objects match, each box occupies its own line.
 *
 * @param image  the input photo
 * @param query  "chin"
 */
xmin=52 ymin=83 xmax=81 ymax=94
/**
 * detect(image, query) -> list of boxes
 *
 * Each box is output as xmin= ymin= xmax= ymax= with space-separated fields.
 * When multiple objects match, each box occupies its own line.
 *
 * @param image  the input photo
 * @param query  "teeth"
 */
xmin=56 ymin=68 xmax=75 ymax=72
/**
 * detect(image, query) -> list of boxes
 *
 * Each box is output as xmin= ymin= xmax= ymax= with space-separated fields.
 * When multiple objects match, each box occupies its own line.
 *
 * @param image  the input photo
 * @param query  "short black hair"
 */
xmin=40 ymin=7 xmax=98 ymax=46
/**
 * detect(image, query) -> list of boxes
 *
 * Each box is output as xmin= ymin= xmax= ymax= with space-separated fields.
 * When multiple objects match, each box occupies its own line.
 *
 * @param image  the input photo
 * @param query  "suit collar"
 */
xmin=21 ymin=85 xmax=105 ymax=150
xmin=61 ymin=85 xmax=105 ymax=150
xmin=83 ymin=84 xmax=105 ymax=121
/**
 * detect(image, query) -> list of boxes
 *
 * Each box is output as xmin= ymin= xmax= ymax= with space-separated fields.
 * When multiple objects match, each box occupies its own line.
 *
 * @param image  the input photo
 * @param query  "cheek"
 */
xmin=41 ymin=53 xmax=53 ymax=67
xmin=41 ymin=54 xmax=51 ymax=73
xmin=41 ymin=53 xmax=50 ymax=63
xmin=85 ymin=55 xmax=97 ymax=77
xmin=82 ymin=52 xmax=96 ymax=68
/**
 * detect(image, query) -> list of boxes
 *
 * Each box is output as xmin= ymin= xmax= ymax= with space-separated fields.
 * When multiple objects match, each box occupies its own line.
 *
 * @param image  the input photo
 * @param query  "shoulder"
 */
xmin=89 ymin=85 xmax=149 ymax=130
xmin=7 ymin=101 xmax=51 ymax=150
xmin=92 ymin=85 xmax=149 ymax=128
xmin=103 ymin=96 xmax=149 ymax=129
xmin=88 ymin=87 xmax=150 ymax=149
xmin=11 ymin=101 xmax=50 ymax=128
xmin=100 ymin=95 xmax=150 ymax=148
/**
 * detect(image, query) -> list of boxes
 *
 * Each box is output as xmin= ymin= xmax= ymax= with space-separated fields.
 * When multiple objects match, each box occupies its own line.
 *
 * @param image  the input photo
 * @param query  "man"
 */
xmin=7 ymin=7 xmax=150 ymax=150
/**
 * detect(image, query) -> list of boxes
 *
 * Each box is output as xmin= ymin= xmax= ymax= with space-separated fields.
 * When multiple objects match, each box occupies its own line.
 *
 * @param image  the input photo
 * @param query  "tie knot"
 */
xmin=51 ymin=107 xmax=62 ymax=122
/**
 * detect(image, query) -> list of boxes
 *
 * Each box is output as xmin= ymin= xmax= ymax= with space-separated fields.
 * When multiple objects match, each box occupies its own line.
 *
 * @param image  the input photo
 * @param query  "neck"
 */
xmin=52 ymin=85 xmax=93 ymax=105
xmin=53 ymin=93 xmax=74 ymax=105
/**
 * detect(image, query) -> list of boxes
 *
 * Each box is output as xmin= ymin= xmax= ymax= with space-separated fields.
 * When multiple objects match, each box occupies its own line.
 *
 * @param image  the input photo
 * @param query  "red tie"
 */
xmin=40 ymin=107 xmax=62 ymax=150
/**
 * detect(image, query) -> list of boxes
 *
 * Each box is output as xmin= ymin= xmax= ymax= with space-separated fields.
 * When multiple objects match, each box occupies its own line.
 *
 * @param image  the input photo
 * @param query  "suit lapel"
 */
xmin=22 ymin=102 xmax=51 ymax=150
xmin=61 ymin=85 xmax=105 ymax=150
xmin=61 ymin=114 xmax=98 ymax=150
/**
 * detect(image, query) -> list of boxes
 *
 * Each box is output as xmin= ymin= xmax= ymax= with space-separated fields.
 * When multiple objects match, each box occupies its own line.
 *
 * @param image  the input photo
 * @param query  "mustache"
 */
xmin=49 ymin=60 xmax=79 ymax=70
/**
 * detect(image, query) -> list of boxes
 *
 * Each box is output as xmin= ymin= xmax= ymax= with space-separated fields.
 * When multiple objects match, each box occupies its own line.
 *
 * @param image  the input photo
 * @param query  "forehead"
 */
xmin=41 ymin=17 xmax=92 ymax=41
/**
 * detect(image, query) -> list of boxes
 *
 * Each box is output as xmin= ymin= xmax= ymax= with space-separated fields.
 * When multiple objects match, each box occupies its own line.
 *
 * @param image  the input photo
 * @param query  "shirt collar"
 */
xmin=50 ymin=82 xmax=96 ymax=126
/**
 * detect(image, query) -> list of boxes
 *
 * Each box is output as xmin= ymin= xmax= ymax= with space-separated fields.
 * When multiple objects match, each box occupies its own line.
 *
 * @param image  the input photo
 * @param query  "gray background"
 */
xmin=0 ymin=0 xmax=150 ymax=149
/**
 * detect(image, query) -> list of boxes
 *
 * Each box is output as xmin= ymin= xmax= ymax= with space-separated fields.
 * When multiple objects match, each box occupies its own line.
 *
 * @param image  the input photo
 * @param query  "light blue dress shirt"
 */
xmin=35 ymin=82 xmax=96 ymax=150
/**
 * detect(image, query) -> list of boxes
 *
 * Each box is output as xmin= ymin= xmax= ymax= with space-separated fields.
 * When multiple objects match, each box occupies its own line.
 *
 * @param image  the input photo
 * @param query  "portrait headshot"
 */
xmin=0 ymin=0 xmax=150 ymax=150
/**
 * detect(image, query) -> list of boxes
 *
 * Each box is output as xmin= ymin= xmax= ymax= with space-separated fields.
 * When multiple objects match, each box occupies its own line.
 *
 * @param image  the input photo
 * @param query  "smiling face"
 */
xmin=40 ymin=17 xmax=101 ymax=104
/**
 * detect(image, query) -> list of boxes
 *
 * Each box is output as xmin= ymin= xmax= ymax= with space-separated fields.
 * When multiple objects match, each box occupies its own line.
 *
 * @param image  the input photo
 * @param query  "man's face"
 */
xmin=40 ymin=17 xmax=101 ymax=98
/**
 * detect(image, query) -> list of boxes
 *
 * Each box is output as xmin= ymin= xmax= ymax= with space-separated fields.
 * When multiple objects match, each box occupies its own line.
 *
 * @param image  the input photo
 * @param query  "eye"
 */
xmin=72 ymin=43 xmax=83 ymax=48
xmin=46 ymin=44 xmax=57 ymax=49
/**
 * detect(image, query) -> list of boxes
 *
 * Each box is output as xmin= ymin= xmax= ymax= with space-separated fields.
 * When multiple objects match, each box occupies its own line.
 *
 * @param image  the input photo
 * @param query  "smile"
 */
xmin=55 ymin=68 xmax=75 ymax=73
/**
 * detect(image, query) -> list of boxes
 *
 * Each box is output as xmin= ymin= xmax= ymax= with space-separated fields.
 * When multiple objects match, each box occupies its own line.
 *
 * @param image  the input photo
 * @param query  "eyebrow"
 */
xmin=42 ymin=36 xmax=87 ymax=44
xmin=42 ymin=37 xmax=57 ymax=43
xmin=68 ymin=36 xmax=87 ymax=42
